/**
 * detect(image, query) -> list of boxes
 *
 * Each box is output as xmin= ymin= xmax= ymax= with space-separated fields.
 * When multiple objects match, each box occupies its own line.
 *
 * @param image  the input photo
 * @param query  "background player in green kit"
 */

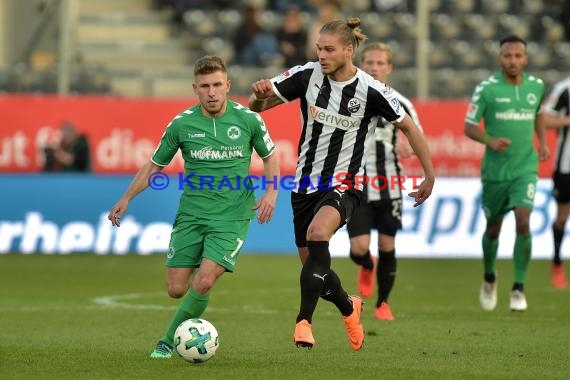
xmin=464 ymin=35 xmax=550 ymax=312
xmin=107 ymin=55 xmax=279 ymax=358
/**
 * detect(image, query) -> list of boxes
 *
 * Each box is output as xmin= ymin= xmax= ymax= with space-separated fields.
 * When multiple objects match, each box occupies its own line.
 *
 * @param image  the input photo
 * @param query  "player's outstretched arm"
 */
xmin=253 ymin=152 xmax=280 ymax=224
xmin=108 ymin=160 xmax=165 ymax=227
xmin=249 ymin=79 xmax=284 ymax=112
xmin=534 ymin=113 xmax=551 ymax=161
xmin=395 ymin=114 xmax=435 ymax=207
xmin=538 ymin=111 xmax=570 ymax=129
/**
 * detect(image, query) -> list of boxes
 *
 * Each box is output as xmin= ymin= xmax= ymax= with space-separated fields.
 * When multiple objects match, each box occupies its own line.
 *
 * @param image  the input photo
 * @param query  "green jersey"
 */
xmin=152 ymin=100 xmax=276 ymax=220
xmin=466 ymin=72 xmax=544 ymax=181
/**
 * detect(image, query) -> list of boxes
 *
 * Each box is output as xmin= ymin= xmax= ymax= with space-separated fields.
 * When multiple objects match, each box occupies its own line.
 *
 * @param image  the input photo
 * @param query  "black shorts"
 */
xmin=553 ymin=171 xmax=570 ymax=203
xmin=291 ymin=188 xmax=364 ymax=247
xmin=347 ymin=198 xmax=403 ymax=238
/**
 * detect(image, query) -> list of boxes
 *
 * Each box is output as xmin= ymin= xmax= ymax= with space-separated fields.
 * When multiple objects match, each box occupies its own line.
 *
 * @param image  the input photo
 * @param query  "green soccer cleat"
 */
xmin=150 ymin=340 xmax=173 ymax=359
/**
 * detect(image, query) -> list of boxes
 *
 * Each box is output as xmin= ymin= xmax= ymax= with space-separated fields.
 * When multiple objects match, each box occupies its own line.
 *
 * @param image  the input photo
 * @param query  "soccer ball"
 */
xmin=174 ymin=318 xmax=220 ymax=363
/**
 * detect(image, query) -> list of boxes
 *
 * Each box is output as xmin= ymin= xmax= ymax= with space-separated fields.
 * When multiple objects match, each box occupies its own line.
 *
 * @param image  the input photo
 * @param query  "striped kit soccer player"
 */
xmin=249 ymin=18 xmax=435 ymax=350
xmin=346 ymin=42 xmax=424 ymax=322
xmin=542 ymin=75 xmax=570 ymax=289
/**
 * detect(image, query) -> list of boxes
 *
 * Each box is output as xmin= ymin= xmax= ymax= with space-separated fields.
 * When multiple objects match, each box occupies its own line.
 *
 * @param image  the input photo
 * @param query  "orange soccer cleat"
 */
xmin=552 ymin=264 xmax=568 ymax=289
xmin=293 ymin=319 xmax=315 ymax=349
xmin=374 ymin=302 xmax=395 ymax=321
xmin=342 ymin=296 xmax=365 ymax=350
xmin=357 ymin=256 xmax=376 ymax=299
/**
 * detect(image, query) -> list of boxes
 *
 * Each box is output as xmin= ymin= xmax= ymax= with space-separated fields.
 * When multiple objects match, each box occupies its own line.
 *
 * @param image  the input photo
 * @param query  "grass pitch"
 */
xmin=0 ymin=254 xmax=569 ymax=379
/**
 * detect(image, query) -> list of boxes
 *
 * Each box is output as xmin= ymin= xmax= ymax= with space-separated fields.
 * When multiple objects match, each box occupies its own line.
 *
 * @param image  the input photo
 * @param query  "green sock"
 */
xmin=482 ymin=233 xmax=499 ymax=275
xmin=161 ymin=289 xmax=210 ymax=346
xmin=513 ymin=234 xmax=532 ymax=284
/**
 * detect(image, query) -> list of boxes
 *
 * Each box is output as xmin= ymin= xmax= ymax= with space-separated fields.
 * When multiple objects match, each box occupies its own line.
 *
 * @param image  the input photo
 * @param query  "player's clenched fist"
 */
xmin=251 ymin=79 xmax=274 ymax=99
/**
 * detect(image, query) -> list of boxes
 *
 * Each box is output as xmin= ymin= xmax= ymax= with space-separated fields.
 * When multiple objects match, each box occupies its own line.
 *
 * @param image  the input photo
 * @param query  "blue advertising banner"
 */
xmin=0 ymin=175 xmax=566 ymax=259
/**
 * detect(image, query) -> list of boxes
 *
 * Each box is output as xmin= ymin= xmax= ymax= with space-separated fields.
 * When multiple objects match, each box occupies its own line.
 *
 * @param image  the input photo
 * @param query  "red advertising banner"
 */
xmin=0 ymin=95 xmax=557 ymax=177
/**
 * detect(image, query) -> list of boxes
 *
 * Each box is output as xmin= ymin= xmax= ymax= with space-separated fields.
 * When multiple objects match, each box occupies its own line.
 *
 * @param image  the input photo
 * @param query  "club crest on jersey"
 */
xmin=526 ymin=93 xmax=537 ymax=106
xmin=227 ymin=126 xmax=241 ymax=140
xmin=348 ymin=98 xmax=361 ymax=113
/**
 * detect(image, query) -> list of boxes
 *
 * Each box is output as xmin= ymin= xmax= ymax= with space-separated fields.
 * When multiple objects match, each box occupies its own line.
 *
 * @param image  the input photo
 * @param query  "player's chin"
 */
xmin=204 ymin=104 xmax=221 ymax=114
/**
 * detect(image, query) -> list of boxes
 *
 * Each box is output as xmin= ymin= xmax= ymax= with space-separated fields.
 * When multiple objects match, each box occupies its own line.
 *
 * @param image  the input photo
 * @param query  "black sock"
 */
xmin=484 ymin=272 xmax=496 ymax=283
xmin=296 ymin=241 xmax=331 ymax=323
xmin=377 ymin=250 xmax=396 ymax=307
xmin=349 ymin=250 xmax=374 ymax=270
xmin=512 ymin=282 xmax=524 ymax=292
xmin=552 ymin=223 xmax=564 ymax=266
xmin=319 ymin=269 xmax=353 ymax=316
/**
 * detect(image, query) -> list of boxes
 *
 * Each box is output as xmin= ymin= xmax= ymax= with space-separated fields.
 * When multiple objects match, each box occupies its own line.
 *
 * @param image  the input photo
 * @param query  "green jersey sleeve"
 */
xmin=249 ymin=112 xmax=276 ymax=159
xmin=151 ymin=119 xmax=180 ymax=167
xmin=465 ymin=82 xmax=488 ymax=125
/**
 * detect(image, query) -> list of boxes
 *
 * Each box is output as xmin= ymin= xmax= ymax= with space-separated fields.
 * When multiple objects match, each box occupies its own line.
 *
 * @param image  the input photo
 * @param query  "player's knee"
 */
xmin=307 ymin=225 xmax=332 ymax=241
xmin=193 ymin=276 xmax=215 ymax=294
xmin=167 ymin=284 xmax=187 ymax=299
xmin=378 ymin=237 xmax=396 ymax=252
xmin=350 ymin=241 xmax=369 ymax=255
xmin=485 ymin=224 xmax=501 ymax=240
xmin=515 ymin=220 xmax=530 ymax=235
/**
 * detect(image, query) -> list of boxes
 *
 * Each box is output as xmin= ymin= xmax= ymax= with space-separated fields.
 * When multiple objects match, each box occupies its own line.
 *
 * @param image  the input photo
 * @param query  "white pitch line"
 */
xmin=90 ymin=292 xmax=286 ymax=315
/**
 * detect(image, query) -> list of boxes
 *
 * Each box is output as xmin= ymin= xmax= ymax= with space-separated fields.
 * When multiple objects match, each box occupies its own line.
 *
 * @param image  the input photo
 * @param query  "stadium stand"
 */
xmin=0 ymin=0 xmax=569 ymax=98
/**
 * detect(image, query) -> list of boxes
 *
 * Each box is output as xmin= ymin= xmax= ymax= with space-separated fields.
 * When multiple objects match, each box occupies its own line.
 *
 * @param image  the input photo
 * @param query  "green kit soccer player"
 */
xmin=464 ymin=35 xmax=550 ymax=312
xmin=108 ymin=55 xmax=280 ymax=358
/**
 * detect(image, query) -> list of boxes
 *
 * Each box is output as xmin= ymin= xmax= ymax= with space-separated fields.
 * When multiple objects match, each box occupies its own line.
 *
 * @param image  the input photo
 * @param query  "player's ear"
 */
xmin=227 ymin=79 xmax=232 ymax=93
xmin=346 ymin=43 xmax=354 ymax=58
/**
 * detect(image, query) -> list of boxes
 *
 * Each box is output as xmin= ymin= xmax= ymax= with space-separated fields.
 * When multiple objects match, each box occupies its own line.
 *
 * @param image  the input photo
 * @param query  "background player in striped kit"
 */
xmin=346 ymin=42 xmax=424 ymax=321
xmin=249 ymin=18 xmax=434 ymax=350
xmin=542 ymin=76 xmax=570 ymax=289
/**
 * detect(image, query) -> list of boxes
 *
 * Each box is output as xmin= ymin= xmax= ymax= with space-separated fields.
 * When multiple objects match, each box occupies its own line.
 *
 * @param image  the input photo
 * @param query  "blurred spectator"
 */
xmin=560 ymin=0 xmax=570 ymax=41
xmin=43 ymin=122 xmax=91 ymax=172
xmin=305 ymin=0 xmax=342 ymax=61
xmin=268 ymin=0 xmax=316 ymax=13
xmin=276 ymin=6 xmax=308 ymax=67
xmin=155 ymin=0 xmax=233 ymax=23
xmin=232 ymin=2 xmax=280 ymax=66
xmin=373 ymin=0 xmax=408 ymax=12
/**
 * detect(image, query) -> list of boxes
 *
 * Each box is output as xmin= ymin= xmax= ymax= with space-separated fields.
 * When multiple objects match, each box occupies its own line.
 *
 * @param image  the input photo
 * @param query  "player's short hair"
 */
xmin=193 ymin=55 xmax=227 ymax=77
xmin=320 ymin=17 xmax=367 ymax=49
xmin=499 ymin=35 xmax=527 ymax=48
xmin=360 ymin=42 xmax=393 ymax=65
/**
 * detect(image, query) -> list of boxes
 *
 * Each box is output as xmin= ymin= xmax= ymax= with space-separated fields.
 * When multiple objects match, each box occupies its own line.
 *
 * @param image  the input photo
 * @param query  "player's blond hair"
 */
xmin=360 ymin=42 xmax=393 ymax=65
xmin=320 ymin=17 xmax=367 ymax=50
xmin=193 ymin=55 xmax=227 ymax=76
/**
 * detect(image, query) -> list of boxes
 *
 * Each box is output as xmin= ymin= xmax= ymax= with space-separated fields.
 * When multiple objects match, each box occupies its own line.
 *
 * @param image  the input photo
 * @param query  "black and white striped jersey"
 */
xmin=543 ymin=76 xmax=570 ymax=174
xmin=365 ymin=89 xmax=422 ymax=201
xmin=271 ymin=61 xmax=405 ymax=194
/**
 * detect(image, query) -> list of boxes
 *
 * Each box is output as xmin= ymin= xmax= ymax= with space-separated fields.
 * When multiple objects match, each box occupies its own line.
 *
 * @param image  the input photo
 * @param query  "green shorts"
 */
xmin=167 ymin=213 xmax=251 ymax=272
xmin=481 ymin=174 xmax=537 ymax=221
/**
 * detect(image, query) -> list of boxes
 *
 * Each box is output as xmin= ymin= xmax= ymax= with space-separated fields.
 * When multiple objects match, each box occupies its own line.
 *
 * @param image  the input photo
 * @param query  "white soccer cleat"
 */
xmin=479 ymin=281 xmax=497 ymax=311
xmin=509 ymin=290 xmax=527 ymax=311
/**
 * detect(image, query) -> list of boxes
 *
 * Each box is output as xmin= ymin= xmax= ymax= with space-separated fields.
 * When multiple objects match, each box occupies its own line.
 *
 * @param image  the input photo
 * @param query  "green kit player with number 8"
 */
xmin=464 ymin=35 xmax=550 ymax=312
